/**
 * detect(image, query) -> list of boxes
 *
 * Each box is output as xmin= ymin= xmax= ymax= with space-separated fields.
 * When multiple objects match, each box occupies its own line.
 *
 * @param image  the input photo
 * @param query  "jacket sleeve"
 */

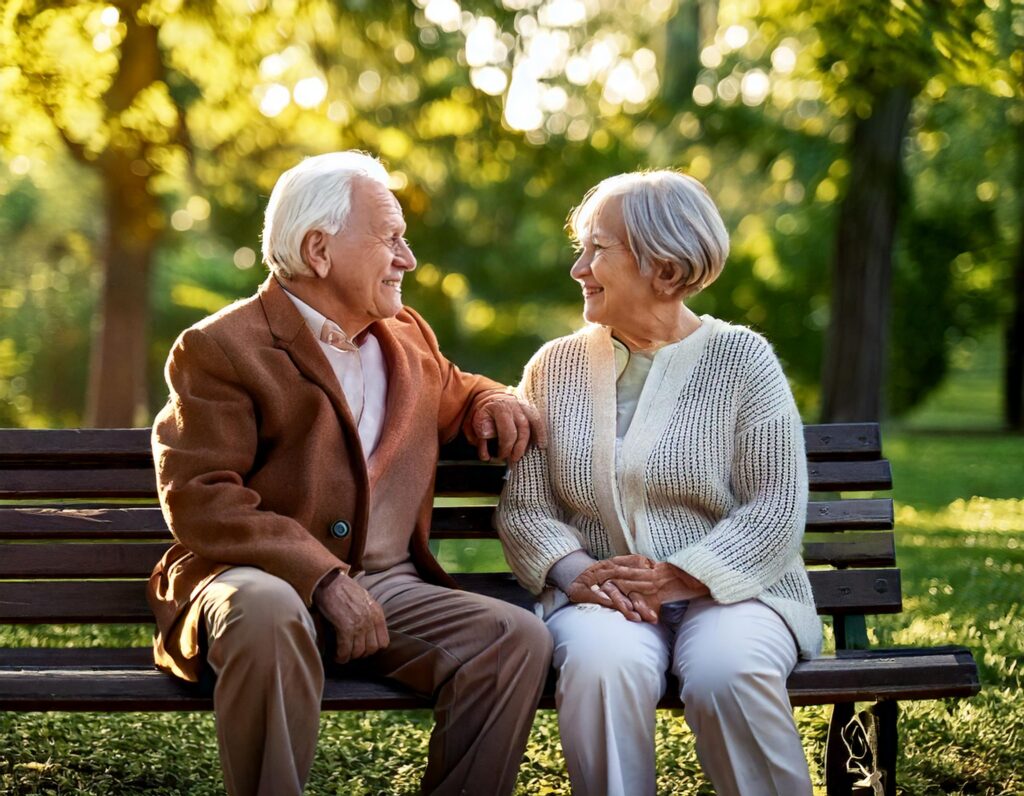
xmin=495 ymin=346 xmax=588 ymax=595
xmin=401 ymin=308 xmax=507 ymax=443
xmin=153 ymin=327 xmax=345 ymax=605
xmin=667 ymin=336 xmax=808 ymax=604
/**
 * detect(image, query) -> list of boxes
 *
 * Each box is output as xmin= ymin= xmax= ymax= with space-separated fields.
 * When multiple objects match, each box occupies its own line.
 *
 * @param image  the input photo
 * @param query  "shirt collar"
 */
xmin=281 ymin=287 xmax=363 ymax=352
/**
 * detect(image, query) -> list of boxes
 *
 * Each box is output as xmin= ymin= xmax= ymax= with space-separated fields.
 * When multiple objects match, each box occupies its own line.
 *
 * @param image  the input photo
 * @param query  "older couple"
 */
xmin=150 ymin=150 xmax=820 ymax=796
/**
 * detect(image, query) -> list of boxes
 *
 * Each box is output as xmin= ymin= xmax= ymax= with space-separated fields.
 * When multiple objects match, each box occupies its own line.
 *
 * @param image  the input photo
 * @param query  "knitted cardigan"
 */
xmin=496 ymin=317 xmax=823 ymax=659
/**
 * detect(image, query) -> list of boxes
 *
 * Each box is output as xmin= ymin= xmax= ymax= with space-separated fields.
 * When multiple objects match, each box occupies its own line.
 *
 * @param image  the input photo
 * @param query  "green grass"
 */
xmin=3 ymin=340 xmax=1023 ymax=794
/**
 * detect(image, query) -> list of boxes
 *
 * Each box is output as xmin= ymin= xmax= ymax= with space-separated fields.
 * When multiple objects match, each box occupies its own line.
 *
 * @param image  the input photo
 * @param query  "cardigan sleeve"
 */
xmin=666 ymin=337 xmax=808 ymax=604
xmin=496 ymin=347 xmax=589 ymax=595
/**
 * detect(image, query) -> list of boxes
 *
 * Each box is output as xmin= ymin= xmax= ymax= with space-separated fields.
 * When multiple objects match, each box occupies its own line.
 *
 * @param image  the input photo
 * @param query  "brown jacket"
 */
xmin=147 ymin=277 xmax=502 ymax=681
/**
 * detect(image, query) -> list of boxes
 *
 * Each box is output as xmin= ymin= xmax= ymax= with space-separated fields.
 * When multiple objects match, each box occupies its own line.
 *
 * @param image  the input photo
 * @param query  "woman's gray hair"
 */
xmin=262 ymin=151 xmax=390 ymax=279
xmin=568 ymin=170 xmax=730 ymax=298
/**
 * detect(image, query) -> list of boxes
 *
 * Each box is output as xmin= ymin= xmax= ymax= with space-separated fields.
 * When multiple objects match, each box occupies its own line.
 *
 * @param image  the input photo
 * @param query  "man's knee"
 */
xmin=203 ymin=568 xmax=319 ymax=667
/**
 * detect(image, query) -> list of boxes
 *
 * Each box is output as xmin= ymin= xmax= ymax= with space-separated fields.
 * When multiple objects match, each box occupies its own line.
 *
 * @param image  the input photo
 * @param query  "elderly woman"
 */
xmin=496 ymin=170 xmax=822 ymax=796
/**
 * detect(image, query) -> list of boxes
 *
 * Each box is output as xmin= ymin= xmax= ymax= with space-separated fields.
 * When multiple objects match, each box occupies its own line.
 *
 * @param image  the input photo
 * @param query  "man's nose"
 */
xmin=396 ymin=238 xmax=416 ymax=271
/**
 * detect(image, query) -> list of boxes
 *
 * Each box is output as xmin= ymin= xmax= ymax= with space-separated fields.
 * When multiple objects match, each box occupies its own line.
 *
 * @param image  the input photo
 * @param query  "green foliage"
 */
xmin=0 ymin=0 xmax=1018 ymax=423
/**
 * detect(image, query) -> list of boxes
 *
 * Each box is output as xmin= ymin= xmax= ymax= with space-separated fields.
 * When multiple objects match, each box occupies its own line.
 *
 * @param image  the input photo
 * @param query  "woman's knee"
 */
xmin=554 ymin=614 xmax=666 ymax=698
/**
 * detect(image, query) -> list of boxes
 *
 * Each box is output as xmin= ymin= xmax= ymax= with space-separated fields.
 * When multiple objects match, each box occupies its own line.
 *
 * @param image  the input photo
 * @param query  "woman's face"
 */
xmin=570 ymin=196 xmax=657 ymax=331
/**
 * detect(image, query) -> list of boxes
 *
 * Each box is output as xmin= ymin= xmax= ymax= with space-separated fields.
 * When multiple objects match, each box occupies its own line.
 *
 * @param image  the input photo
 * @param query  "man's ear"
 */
xmin=301 ymin=230 xmax=332 ymax=279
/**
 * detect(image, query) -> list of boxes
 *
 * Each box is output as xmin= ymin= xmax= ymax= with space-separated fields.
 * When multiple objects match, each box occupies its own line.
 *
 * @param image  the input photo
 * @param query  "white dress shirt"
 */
xmin=282 ymin=289 xmax=388 ymax=458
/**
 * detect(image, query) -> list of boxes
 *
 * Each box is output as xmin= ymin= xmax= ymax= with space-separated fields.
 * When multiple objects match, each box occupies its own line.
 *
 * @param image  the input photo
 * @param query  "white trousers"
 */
xmin=547 ymin=597 xmax=812 ymax=796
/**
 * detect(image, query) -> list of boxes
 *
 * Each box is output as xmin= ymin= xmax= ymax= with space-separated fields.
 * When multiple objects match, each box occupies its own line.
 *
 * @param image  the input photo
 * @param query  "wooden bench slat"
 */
xmin=0 ymin=507 xmax=170 ymax=539
xmin=0 ymin=569 xmax=902 ymax=623
xmin=0 ymin=543 xmax=171 ymax=578
xmin=0 ymin=530 xmax=896 ymax=577
xmin=802 ymin=532 xmax=895 ymax=567
xmin=0 ymin=469 xmax=158 ymax=499
xmin=0 ymin=429 xmax=152 ymax=465
xmin=434 ymin=459 xmax=893 ymax=496
xmin=0 ymin=645 xmax=978 ymax=712
xmin=0 ymin=424 xmax=881 ymax=466
xmin=0 ymin=498 xmax=895 ymax=540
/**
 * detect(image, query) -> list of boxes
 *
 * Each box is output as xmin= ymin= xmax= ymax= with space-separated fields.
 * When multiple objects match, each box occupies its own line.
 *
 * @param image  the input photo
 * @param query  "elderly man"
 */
xmin=147 ymin=151 xmax=552 ymax=796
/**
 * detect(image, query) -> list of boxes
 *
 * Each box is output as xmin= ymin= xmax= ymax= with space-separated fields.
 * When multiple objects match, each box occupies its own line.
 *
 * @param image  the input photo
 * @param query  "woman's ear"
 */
xmin=651 ymin=261 xmax=685 ymax=297
xmin=300 ymin=230 xmax=332 ymax=279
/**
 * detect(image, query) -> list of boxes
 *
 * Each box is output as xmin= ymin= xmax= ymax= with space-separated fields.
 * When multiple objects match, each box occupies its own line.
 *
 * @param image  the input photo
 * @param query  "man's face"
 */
xmin=322 ymin=176 xmax=416 ymax=329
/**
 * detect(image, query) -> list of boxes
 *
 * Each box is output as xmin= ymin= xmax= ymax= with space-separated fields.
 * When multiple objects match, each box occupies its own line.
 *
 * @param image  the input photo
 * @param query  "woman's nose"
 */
xmin=570 ymin=253 xmax=590 ymax=281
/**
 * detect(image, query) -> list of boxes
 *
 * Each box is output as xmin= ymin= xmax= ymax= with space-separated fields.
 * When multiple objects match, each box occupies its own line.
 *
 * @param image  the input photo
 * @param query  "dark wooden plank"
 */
xmin=802 ymin=533 xmax=895 ymax=567
xmin=0 ymin=424 xmax=877 ymax=467
xmin=0 ymin=499 xmax=893 ymax=543
xmin=0 ymin=543 xmax=170 ymax=578
xmin=0 ymin=534 xmax=897 ymax=579
xmin=0 ymin=646 xmax=977 ymax=712
xmin=803 ymin=423 xmax=881 ymax=460
xmin=1 ymin=647 xmax=154 ymax=667
xmin=805 ymin=498 xmax=893 ymax=531
xmin=433 ymin=462 xmax=507 ymax=495
xmin=0 ymin=568 xmax=902 ymax=623
xmin=807 ymin=460 xmax=892 ymax=491
xmin=0 ymin=429 xmax=152 ymax=465
xmin=0 ymin=581 xmax=153 ymax=623
xmin=0 ymin=469 xmax=158 ymax=499
xmin=0 ymin=532 xmax=894 ymax=577
xmin=0 ymin=507 xmax=169 ymax=539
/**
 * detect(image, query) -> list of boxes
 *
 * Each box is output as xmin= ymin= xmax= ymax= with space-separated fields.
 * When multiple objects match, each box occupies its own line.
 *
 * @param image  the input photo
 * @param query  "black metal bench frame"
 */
xmin=0 ymin=424 xmax=979 ymax=795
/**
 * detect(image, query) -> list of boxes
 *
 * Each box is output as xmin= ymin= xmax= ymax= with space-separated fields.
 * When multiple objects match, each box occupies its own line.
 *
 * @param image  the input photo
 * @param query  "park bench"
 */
xmin=0 ymin=423 xmax=978 ymax=795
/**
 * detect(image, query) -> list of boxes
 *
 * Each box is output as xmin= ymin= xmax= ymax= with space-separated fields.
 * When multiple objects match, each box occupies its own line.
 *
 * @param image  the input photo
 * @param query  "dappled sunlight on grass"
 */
xmin=896 ymin=497 xmax=1024 ymax=534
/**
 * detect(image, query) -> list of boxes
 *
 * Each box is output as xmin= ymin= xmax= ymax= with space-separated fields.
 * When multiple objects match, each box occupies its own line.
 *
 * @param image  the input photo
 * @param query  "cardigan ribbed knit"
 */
xmin=495 ymin=317 xmax=823 ymax=659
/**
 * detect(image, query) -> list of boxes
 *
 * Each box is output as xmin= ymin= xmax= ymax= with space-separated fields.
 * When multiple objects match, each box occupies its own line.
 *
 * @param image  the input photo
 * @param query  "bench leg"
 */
xmin=872 ymin=700 xmax=898 ymax=796
xmin=825 ymin=701 xmax=899 ymax=796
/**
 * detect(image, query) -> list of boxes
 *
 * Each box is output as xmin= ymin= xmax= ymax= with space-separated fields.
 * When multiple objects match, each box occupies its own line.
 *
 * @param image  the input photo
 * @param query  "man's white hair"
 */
xmin=568 ymin=170 xmax=730 ymax=298
xmin=262 ymin=151 xmax=390 ymax=279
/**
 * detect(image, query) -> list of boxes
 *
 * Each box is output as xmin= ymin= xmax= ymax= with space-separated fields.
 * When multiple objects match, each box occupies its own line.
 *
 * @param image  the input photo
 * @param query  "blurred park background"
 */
xmin=0 ymin=0 xmax=1022 ymax=431
xmin=1 ymin=0 xmax=1023 ymax=794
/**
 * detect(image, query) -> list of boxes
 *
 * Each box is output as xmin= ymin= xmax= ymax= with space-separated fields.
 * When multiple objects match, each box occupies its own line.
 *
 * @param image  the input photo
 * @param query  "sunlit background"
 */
xmin=0 ymin=0 xmax=1019 ymax=430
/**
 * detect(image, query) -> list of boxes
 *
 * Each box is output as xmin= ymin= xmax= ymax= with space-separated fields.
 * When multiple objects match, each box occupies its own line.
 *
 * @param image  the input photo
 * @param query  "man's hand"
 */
xmin=313 ymin=572 xmax=389 ymax=663
xmin=470 ymin=392 xmax=547 ymax=464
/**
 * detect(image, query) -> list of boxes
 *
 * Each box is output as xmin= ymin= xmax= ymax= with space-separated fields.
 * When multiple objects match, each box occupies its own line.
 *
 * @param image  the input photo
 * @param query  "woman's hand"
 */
xmin=566 ymin=556 xmax=658 ymax=622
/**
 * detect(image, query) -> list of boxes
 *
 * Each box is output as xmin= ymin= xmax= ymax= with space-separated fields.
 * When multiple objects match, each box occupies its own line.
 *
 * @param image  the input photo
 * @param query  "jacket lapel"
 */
xmin=363 ymin=317 xmax=414 ymax=480
xmin=257 ymin=276 xmax=363 ymax=438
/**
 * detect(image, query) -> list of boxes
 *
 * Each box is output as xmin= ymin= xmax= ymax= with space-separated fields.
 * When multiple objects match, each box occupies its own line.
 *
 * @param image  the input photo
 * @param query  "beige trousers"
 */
xmin=196 ymin=564 xmax=552 ymax=796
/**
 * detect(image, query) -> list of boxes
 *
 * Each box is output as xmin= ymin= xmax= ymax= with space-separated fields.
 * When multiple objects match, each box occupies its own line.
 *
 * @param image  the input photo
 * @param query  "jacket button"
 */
xmin=330 ymin=520 xmax=351 ymax=539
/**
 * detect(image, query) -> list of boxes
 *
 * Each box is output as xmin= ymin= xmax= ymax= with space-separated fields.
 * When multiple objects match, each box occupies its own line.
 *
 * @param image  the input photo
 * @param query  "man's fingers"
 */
xmin=521 ymin=401 xmax=547 ymax=449
xmin=334 ymin=632 xmax=355 ymax=664
xmin=476 ymin=436 xmax=491 ymax=462
xmin=491 ymin=404 xmax=518 ymax=461
xmin=509 ymin=407 xmax=531 ymax=463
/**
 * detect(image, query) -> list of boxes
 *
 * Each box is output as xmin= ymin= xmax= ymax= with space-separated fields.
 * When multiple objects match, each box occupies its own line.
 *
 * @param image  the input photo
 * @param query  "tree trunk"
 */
xmin=820 ymin=85 xmax=914 ymax=423
xmin=1005 ymin=107 xmax=1024 ymax=431
xmin=661 ymin=0 xmax=706 ymax=108
xmin=85 ymin=160 xmax=161 ymax=427
xmin=84 ymin=9 xmax=164 ymax=427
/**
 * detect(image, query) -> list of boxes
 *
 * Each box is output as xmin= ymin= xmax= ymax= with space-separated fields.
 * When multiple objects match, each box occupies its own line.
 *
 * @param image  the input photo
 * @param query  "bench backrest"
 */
xmin=0 ymin=424 xmax=896 ymax=649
